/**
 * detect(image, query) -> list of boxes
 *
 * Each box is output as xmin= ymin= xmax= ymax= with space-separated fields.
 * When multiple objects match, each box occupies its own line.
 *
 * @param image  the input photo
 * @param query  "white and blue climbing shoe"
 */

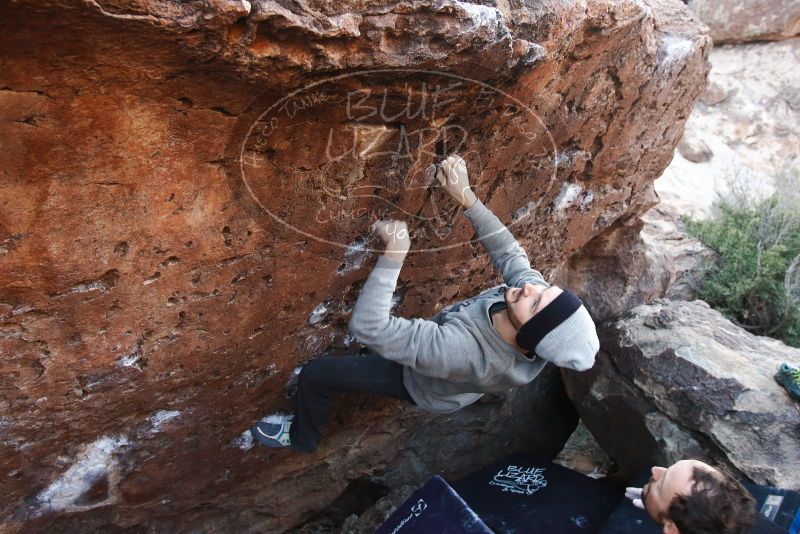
xmin=251 ymin=414 xmax=293 ymax=448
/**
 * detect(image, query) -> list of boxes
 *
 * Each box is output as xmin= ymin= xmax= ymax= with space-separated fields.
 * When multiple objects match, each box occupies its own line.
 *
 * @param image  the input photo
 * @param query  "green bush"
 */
xmin=685 ymin=173 xmax=800 ymax=347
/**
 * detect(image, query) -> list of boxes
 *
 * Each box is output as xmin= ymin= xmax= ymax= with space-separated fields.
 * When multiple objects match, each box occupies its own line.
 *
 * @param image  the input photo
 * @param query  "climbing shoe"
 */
xmin=775 ymin=363 xmax=800 ymax=402
xmin=251 ymin=414 xmax=293 ymax=448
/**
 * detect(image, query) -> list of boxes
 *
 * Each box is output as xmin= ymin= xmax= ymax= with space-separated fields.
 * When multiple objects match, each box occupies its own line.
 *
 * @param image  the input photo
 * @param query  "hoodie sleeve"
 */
xmin=463 ymin=197 xmax=548 ymax=288
xmin=348 ymin=255 xmax=482 ymax=380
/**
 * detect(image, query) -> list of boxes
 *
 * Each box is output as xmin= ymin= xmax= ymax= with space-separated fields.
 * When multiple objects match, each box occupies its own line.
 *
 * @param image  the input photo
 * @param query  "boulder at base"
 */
xmin=562 ymin=299 xmax=800 ymax=490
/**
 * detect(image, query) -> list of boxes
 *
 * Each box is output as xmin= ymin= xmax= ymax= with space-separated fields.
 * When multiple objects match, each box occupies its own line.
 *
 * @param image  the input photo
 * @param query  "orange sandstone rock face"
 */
xmin=0 ymin=0 xmax=709 ymax=531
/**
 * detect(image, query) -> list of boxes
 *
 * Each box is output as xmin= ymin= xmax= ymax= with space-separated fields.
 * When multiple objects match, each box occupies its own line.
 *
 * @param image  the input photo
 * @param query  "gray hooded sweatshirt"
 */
xmin=348 ymin=197 xmax=594 ymax=413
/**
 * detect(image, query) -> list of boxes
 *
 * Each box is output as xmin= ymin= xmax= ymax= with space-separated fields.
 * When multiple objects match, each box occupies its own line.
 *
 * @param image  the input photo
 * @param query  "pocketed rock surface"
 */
xmin=1 ymin=0 xmax=709 ymax=531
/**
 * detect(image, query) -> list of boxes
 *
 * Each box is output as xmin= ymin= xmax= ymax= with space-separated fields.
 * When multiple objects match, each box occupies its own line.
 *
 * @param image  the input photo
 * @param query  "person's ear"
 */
xmin=662 ymin=520 xmax=679 ymax=534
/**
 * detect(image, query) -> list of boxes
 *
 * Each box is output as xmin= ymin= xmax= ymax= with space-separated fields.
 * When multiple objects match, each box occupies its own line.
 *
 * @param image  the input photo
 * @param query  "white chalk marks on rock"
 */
xmin=553 ymin=183 xmax=583 ymax=211
xmin=148 ymin=410 xmax=181 ymax=433
xmin=337 ymin=236 xmax=372 ymax=275
xmin=35 ymin=435 xmax=129 ymax=516
xmin=232 ymin=429 xmax=254 ymax=451
xmin=116 ymin=339 xmax=146 ymax=371
xmin=48 ymin=270 xmax=120 ymax=298
xmin=308 ymin=299 xmax=334 ymax=325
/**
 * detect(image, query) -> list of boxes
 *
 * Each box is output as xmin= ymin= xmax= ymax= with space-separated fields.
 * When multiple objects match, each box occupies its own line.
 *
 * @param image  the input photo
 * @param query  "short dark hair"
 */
xmin=667 ymin=466 xmax=756 ymax=534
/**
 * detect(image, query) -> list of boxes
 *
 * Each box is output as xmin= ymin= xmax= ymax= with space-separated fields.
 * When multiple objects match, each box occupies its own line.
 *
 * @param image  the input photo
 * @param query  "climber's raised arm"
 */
xmin=347 ymin=219 xmax=480 ymax=380
xmin=252 ymin=157 xmax=600 ymax=454
xmin=436 ymin=155 xmax=547 ymax=289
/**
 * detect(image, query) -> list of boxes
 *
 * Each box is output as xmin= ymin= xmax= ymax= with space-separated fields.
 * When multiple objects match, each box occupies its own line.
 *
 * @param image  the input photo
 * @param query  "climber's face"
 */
xmin=642 ymin=460 xmax=719 ymax=527
xmin=504 ymin=283 xmax=562 ymax=330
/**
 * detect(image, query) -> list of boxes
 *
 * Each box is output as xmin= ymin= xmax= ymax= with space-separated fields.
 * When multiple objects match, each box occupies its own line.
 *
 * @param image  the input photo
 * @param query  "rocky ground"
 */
xmin=657 ymin=37 xmax=800 ymax=217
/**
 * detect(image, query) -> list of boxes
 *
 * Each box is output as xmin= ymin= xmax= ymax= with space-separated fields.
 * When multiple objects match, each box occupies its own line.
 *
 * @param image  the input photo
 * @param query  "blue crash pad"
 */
xmin=376 ymin=475 xmax=493 ymax=534
xmin=379 ymin=452 xmax=622 ymax=534
xmin=379 ymin=454 xmax=800 ymax=533
xmin=746 ymin=482 xmax=800 ymax=534
xmin=451 ymin=452 xmax=622 ymax=533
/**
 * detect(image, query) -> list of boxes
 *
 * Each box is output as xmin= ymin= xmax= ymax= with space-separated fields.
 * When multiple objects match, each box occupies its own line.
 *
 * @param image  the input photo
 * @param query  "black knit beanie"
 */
xmin=515 ymin=289 xmax=583 ymax=356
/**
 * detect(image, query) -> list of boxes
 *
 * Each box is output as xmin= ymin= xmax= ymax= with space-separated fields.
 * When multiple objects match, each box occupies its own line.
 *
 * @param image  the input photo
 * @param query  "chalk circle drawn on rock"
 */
xmin=225 ymin=69 xmax=558 ymax=256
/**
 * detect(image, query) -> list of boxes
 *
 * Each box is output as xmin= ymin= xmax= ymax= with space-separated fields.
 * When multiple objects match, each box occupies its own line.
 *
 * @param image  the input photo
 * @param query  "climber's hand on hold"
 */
xmin=437 ymin=154 xmax=477 ymax=209
xmin=371 ymin=219 xmax=410 ymax=263
xmin=625 ymin=487 xmax=645 ymax=510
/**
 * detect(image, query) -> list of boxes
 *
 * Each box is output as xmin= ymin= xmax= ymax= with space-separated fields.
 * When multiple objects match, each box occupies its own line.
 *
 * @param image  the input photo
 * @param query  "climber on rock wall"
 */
xmin=251 ymin=154 xmax=600 ymax=453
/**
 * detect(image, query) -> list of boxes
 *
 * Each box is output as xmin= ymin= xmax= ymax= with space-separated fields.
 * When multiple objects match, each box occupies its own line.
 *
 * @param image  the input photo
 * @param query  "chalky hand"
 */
xmin=625 ymin=487 xmax=645 ymax=510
